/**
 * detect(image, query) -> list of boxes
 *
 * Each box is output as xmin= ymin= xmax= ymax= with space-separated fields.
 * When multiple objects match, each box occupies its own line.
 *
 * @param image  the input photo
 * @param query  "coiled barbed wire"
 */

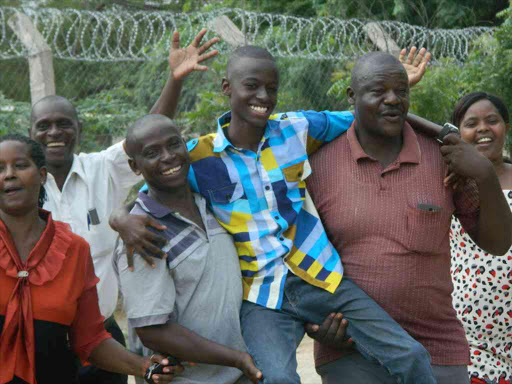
xmin=0 ymin=6 xmax=494 ymax=63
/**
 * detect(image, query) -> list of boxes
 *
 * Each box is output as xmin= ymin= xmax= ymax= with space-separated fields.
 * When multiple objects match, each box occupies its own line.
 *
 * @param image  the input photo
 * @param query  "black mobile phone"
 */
xmin=145 ymin=356 xmax=181 ymax=384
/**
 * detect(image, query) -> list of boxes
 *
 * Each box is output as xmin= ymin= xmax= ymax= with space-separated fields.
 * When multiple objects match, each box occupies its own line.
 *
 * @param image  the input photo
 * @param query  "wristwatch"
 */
xmin=436 ymin=122 xmax=459 ymax=144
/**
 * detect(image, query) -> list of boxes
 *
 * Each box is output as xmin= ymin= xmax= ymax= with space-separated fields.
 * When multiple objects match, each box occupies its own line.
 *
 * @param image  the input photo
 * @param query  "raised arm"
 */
xmin=137 ymin=323 xmax=262 ymax=383
xmin=441 ymin=134 xmax=512 ymax=255
xmin=150 ymin=29 xmax=220 ymax=120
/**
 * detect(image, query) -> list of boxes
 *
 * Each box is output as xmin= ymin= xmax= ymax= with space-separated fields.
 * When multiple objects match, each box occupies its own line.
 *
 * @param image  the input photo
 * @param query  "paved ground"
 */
xmin=116 ymin=310 xmax=322 ymax=384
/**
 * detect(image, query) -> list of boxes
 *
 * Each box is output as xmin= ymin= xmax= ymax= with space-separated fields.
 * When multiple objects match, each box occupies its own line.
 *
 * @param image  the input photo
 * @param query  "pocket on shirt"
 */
xmin=405 ymin=205 xmax=451 ymax=254
xmin=208 ymin=182 xmax=244 ymax=204
xmin=283 ymin=161 xmax=305 ymax=182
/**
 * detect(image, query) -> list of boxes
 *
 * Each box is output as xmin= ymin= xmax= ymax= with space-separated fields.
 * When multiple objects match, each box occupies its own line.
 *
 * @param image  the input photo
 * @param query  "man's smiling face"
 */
xmin=30 ymin=98 xmax=81 ymax=170
xmin=222 ymin=57 xmax=279 ymax=131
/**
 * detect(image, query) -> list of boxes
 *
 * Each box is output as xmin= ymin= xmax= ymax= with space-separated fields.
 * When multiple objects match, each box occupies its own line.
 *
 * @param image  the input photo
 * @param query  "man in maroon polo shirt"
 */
xmin=307 ymin=52 xmax=512 ymax=384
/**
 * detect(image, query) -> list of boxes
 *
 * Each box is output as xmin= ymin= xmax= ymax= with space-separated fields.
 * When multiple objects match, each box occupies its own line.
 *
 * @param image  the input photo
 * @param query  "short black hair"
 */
xmin=351 ymin=52 xmax=406 ymax=90
xmin=125 ymin=114 xmax=180 ymax=158
xmin=0 ymin=133 xmax=47 ymax=208
xmin=452 ymin=92 xmax=510 ymax=128
xmin=31 ymin=95 xmax=79 ymax=123
xmin=227 ymin=45 xmax=276 ymax=78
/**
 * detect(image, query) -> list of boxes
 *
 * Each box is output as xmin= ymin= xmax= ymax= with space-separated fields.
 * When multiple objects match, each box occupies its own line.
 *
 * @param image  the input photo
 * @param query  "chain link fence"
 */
xmin=0 ymin=6 xmax=495 ymax=151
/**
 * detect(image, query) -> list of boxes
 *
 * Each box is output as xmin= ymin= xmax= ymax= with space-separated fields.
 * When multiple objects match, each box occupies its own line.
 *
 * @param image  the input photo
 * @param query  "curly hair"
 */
xmin=0 ymin=133 xmax=47 ymax=208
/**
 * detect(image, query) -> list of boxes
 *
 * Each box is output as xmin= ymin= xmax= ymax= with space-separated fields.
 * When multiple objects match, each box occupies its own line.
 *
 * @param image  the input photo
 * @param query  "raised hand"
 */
xmin=169 ymin=28 xmax=220 ymax=81
xmin=399 ymin=46 xmax=431 ymax=87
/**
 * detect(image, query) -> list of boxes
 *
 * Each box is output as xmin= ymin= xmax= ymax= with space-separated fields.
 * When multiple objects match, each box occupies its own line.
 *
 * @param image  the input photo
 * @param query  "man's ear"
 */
xmin=221 ymin=77 xmax=231 ymax=97
xmin=346 ymin=87 xmax=356 ymax=106
xmin=128 ymin=158 xmax=141 ymax=176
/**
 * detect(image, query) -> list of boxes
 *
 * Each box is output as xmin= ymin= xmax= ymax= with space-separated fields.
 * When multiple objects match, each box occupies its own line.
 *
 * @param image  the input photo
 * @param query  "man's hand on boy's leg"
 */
xmin=305 ymin=313 xmax=354 ymax=350
xmin=235 ymin=352 xmax=263 ymax=384
xmin=399 ymin=46 xmax=431 ymax=87
xmin=169 ymin=28 xmax=220 ymax=81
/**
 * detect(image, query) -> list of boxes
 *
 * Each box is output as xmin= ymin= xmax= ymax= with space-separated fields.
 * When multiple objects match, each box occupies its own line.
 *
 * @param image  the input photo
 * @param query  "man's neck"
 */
xmin=148 ymin=185 xmax=198 ymax=221
xmin=47 ymin=160 xmax=73 ymax=192
xmin=225 ymin=114 xmax=266 ymax=153
xmin=355 ymin=125 xmax=403 ymax=169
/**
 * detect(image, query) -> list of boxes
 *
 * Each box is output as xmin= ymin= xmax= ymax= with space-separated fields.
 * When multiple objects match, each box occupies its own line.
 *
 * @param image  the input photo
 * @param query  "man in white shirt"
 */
xmin=27 ymin=29 xmax=219 ymax=384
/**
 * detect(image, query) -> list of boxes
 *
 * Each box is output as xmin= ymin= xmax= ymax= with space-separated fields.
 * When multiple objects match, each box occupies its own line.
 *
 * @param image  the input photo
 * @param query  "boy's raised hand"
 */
xmin=399 ymin=46 xmax=431 ymax=87
xmin=169 ymin=28 xmax=220 ymax=81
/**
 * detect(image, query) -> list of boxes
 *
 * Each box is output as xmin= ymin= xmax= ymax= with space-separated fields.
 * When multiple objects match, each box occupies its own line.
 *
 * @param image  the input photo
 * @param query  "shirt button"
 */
xmin=265 ymin=186 xmax=270 ymax=191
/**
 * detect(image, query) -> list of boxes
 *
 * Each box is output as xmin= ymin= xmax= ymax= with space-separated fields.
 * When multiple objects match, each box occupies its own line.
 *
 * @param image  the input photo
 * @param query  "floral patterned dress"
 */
xmin=451 ymin=190 xmax=512 ymax=384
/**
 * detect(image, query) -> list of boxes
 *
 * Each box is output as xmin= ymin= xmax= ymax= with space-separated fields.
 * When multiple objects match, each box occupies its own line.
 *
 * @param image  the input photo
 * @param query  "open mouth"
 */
xmin=3 ymin=186 xmax=22 ymax=195
xmin=249 ymin=105 xmax=270 ymax=115
xmin=381 ymin=110 xmax=402 ymax=122
xmin=476 ymin=137 xmax=493 ymax=145
xmin=46 ymin=142 xmax=66 ymax=148
xmin=161 ymin=164 xmax=183 ymax=176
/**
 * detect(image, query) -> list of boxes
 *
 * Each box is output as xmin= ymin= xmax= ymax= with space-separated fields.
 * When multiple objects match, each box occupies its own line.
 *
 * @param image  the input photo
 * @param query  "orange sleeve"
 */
xmin=69 ymin=244 xmax=111 ymax=363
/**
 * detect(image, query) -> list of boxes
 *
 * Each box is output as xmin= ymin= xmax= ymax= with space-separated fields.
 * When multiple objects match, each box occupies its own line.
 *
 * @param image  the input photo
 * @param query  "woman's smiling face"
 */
xmin=459 ymin=99 xmax=509 ymax=163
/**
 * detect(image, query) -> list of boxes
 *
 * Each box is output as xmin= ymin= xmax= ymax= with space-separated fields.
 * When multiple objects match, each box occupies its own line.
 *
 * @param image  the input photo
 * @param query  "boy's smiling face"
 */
xmin=128 ymin=117 xmax=190 ymax=192
xmin=222 ymin=57 xmax=279 ymax=130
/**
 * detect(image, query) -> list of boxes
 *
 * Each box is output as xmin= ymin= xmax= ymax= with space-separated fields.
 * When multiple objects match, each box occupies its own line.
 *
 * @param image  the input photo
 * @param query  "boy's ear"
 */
xmin=128 ymin=158 xmax=141 ymax=176
xmin=221 ymin=77 xmax=231 ymax=96
xmin=346 ymin=87 xmax=356 ymax=105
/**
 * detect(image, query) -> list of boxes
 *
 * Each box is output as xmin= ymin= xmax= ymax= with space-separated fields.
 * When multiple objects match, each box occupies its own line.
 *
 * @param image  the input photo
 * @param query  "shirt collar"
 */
xmin=348 ymin=121 xmax=421 ymax=165
xmin=212 ymin=111 xmax=274 ymax=153
xmin=45 ymin=154 xmax=84 ymax=187
xmin=136 ymin=191 xmax=175 ymax=219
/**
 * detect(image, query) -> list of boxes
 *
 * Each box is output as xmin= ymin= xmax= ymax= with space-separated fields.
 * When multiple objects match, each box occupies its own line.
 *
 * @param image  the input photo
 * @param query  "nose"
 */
xmin=256 ymin=86 xmax=269 ymax=102
xmin=476 ymin=121 xmax=489 ymax=133
xmin=384 ymin=90 xmax=400 ymax=105
xmin=3 ymin=165 xmax=16 ymax=179
xmin=161 ymin=148 xmax=176 ymax=162
xmin=47 ymin=122 xmax=62 ymax=137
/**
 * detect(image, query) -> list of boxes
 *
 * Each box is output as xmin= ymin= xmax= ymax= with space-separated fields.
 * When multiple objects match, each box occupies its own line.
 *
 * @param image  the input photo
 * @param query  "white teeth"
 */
xmin=477 ymin=138 xmax=492 ymax=144
xmin=250 ymin=105 xmax=268 ymax=113
xmin=162 ymin=165 xmax=182 ymax=175
xmin=47 ymin=142 xmax=65 ymax=147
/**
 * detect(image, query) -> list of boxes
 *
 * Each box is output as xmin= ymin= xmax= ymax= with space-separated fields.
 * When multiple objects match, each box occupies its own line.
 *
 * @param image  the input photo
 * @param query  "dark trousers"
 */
xmin=78 ymin=316 xmax=128 ymax=384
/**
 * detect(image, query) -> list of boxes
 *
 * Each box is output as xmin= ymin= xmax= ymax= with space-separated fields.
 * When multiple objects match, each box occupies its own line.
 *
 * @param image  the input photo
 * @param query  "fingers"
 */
xmin=152 ymin=373 xmax=174 ymax=383
xmin=398 ymin=48 xmax=407 ymax=63
xmin=191 ymin=28 xmax=207 ymax=48
xmin=171 ymin=30 xmax=180 ymax=51
xmin=198 ymin=37 xmax=220 ymax=55
xmin=147 ymin=216 xmax=167 ymax=232
xmin=405 ymin=46 xmax=417 ymax=65
xmin=442 ymin=133 xmax=462 ymax=145
xmin=198 ymin=49 xmax=220 ymax=63
xmin=412 ymin=47 xmax=425 ymax=67
xmin=126 ymin=246 xmax=135 ymax=272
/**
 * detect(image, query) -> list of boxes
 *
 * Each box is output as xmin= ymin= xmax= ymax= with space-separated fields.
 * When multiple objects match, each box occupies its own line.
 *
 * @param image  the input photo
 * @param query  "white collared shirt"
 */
xmin=43 ymin=141 xmax=142 ymax=318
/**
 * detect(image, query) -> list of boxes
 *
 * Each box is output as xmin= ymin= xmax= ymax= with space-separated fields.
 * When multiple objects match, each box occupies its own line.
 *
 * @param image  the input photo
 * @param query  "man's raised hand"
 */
xmin=169 ymin=28 xmax=220 ymax=81
xmin=399 ymin=46 xmax=431 ymax=87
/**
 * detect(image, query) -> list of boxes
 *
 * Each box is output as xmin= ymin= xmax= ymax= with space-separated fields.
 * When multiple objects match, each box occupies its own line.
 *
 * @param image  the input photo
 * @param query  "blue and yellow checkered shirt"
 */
xmin=185 ymin=110 xmax=354 ymax=309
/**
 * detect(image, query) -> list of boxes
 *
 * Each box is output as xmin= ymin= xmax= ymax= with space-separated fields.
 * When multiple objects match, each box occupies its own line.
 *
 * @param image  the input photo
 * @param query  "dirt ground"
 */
xmin=115 ymin=310 xmax=322 ymax=384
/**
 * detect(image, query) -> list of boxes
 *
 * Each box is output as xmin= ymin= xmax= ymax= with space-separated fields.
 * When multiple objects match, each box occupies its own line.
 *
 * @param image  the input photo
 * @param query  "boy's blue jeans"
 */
xmin=240 ymin=273 xmax=436 ymax=384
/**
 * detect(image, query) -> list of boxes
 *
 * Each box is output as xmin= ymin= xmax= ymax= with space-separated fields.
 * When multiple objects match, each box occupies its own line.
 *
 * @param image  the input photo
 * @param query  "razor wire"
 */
xmin=0 ymin=6 xmax=494 ymax=63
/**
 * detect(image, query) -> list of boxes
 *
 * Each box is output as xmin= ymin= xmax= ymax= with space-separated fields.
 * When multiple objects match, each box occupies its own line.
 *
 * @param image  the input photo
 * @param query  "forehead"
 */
xmin=230 ymin=57 xmax=279 ymax=82
xmin=358 ymin=62 xmax=408 ymax=88
xmin=32 ymin=100 xmax=78 ymax=122
xmin=0 ymin=140 xmax=30 ymax=160
xmin=464 ymin=99 xmax=501 ymax=118
xmin=135 ymin=119 xmax=181 ymax=148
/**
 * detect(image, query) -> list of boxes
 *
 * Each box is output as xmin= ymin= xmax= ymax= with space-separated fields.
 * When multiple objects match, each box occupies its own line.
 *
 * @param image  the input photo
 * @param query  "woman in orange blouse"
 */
xmin=0 ymin=134 xmax=177 ymax=384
